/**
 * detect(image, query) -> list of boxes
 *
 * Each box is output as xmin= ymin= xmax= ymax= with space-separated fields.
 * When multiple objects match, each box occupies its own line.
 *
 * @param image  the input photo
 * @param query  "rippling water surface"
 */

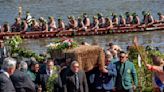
xmin=0 ymin=0 xmax=163 ymax=53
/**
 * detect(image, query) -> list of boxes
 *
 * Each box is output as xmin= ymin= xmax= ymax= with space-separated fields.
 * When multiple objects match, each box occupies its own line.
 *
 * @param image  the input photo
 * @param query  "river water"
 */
xmin=0 ymin=0 xmax=164 ymax=53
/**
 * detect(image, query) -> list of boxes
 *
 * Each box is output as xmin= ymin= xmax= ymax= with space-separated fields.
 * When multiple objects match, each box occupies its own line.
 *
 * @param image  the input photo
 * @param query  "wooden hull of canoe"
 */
xmin=0 ymin=25 xmax=164 ymax=39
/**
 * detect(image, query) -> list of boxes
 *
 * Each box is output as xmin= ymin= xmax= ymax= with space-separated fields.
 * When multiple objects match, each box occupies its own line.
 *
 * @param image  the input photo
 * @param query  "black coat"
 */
xmin=0 ymin=71 xmax=16 ymax=92
xmin=36 ymin=69 xmax=62 ymax=92
xmin=64 ymin=70 xmax=88 ymax=92
xmin=10 ymin=69 xmax=36 ymax=92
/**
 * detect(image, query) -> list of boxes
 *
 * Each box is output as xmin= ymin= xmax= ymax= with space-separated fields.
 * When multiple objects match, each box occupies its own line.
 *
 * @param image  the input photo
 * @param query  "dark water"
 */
xmin=0 ymin=0 xmax=164 ymax=53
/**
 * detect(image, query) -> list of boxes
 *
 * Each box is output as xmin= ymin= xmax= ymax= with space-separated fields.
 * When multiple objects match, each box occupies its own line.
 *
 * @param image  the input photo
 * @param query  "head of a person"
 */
xmin=46 ymin=58 xmax=54 ymax=71
xmin=71 ymin=61 xmax=80 ymax=73
xmin=20 ymin=61 xmax=28 ymax=72
xmin=31 ymin=61 xmax=40 ymax=73
xmin=83 ymin=13 xmax=87 ymax=18
xmin=2 ymin=57 xmax=17 ymax=76
xmin=105 ymin=51 xmax=113 ymax=65
xmin=119 ymin=51 xmax=128 ymax=63
xmin=110 ymin=45 xmax=121 ymax=56
xmin=157 ymin=12 xmax=162 ymax=16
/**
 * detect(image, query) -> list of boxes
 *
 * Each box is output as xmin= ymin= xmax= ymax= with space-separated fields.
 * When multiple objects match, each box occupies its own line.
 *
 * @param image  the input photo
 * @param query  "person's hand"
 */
xmin=146 ymin=64 xmax=152 ymax=70
xmin=133 ymin=85 xmax=137 ymax=90
xmin=101 ymin=68 xmax=108 ymax=73
xmin=37 ymin=85 xmax=42 ymax=92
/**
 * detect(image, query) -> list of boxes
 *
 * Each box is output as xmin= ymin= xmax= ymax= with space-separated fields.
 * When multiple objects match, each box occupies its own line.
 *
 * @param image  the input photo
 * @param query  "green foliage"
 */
xmin=47 ymin=38 xmax=78 ymax=53
xmin=46 ymin=66 xmax=59 ymax=92
xmin=6 ymin=36 xmax=45 ymax=62
xmin=128 ymin=46 xmax=153 ymax=91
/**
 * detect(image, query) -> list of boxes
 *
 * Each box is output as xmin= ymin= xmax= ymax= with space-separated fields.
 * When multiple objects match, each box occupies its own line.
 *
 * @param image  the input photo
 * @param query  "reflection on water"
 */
xmin=21 ymin=31 xmax=164 ymax=54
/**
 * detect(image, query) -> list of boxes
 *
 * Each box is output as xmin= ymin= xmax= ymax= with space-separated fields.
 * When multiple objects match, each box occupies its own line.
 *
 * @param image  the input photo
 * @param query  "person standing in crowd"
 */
xmin=114 ymin=51 xmax=138 ymax=92
xmin=36 ymin=58 xmax=62 ymax=92
xmin=0 ymin=57 xmax=16 ymax=92
xmin=0 ymin=40 xmax=7 ymax=69
xmin=10 ymin=61 xmax=35 ymax=92
xmin=27 ymin=61 xmax=40 ymax=91
xmin=89 ymin=51 xmax=117 ymax=92
xmin=64 ymin=61 xmax=88 ymax=92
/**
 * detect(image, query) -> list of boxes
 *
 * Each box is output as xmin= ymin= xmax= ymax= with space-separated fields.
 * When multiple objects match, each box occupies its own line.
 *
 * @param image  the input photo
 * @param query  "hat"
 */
xmin=158 ymin=12 xmax=162 ymax=15
xmin=132 ymin=12 xmax=137 ymax=16
xmin=93 ymin=16 xmax=98 ymax=19
xmin=48 ymin=16 xmax=54 ymax=19
xmin=97 ymin=13 xmax=103 ymax=17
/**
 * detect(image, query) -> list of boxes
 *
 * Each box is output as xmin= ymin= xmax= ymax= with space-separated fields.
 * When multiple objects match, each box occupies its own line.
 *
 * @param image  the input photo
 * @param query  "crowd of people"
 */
xmin=0 ymin=39 xmax=163 ymax=92
xmin=0 ymin=11 xmax=164 ymax=32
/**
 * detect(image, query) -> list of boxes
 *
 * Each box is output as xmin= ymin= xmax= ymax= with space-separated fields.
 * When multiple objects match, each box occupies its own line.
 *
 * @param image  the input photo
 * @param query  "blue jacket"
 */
xmin=90 ymin=62 xmax=117 ymax=90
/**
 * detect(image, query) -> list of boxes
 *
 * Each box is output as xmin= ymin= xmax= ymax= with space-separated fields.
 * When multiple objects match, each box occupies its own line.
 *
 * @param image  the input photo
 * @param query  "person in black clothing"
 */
xmin=0 ymin=57 xmax=16 ymax=92
xmin=63 ymin=61 xmax=88 ymax=92
xmin=36 ymin=58 xmax=62 ymax=92
xmin=10 ymin=61 xmax=35 ymax=92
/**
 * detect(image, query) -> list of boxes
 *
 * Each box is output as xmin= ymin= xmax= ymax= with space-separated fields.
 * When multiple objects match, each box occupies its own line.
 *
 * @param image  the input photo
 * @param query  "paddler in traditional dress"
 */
xmin=21 ymin=19 xmax=28 ymax=32
xmin=31 ymin=19 xmax=40 ymax=31
xmin=104 ymin=17 xmax=113 ymax=29
xmin=58 ymin=18 xmax=65 ymax=30
xmin=83 ymin=13 xmax=91 ymax=28
xmin=111 ymin=13 xmax=119 ymax=26
xmin=157 ymin=12 xmax=164 ymax=23
xmin=77 ymin=17 xmax=86 ymax=31
xmin=1 ymin=22 xmax=10 ymax=32
xmin=48 ymin=16 xmax=57 ymax=31
xmin=144 ymin=12 xmax=154 ymax=25
xmin=91 ymin=16 xmax=99 ymax=31
xmin=125 ymin=12 xmax=133 ymax=26
xmin=119 ymin=15 xmax=126 ymax=26
xmin=26 ymin=11 xmax=33 ymax=26
xmin=97 ymin=13 xmax=105 ymax=28
xmin=38 ymin=17 xmax=48 ymax=32
xmin=132 ymin=13 xmax=140 ymax=25
xmin=68 ymin=16 xmax=78 ymax=30
xmin=11 ymin=17 xmax=22 ymax=32
xmin=142 ymin=11 xmax=147 ymax=24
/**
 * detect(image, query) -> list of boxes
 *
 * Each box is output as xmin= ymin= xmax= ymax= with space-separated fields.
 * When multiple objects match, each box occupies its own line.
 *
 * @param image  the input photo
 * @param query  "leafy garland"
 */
xmin=5 ymin=36 xmax=45 ymax=62
xmin=47 ymin=38 xmax=78 ymax=53
xmin=46 ymin=66 xmax=59 ymax=92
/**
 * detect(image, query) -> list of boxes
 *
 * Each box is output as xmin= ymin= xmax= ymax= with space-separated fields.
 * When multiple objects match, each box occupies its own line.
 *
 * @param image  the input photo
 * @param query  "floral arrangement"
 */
xmin=47 ymin=37 xmax=78 ymax=52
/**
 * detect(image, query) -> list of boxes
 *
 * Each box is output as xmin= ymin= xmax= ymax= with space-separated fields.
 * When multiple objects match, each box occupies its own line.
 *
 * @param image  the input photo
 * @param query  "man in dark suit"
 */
xmin=10 ymin=61 xmax=35 ymax=92
xmin=0 ymin=57 xmax=16 ymax=92
xmin=89 ymin=52 xmax=117 ymax=92
xmin=114 ymin=51 xmax=138 ymax=92
xmin=64 ymin=61 xmax=88 ymax=92
xmin=36 ymin=58 xmax=62 ymax=92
